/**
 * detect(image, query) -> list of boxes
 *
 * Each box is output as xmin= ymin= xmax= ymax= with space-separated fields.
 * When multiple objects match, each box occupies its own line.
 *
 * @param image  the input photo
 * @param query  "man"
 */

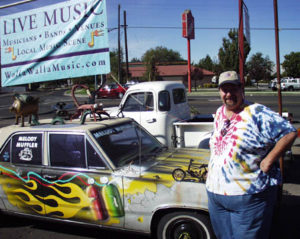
xmin=206 ymin=71 xmax=297 ymax=239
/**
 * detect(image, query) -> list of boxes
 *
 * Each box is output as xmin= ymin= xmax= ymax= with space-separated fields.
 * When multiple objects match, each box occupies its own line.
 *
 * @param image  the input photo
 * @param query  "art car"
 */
xmin=0 ymin=117 xmax=214 ymax=239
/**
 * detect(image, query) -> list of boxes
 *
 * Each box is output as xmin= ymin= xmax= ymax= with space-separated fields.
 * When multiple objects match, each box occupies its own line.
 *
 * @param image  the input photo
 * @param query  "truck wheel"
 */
xmin=157 ymin=212 xmax=215 ymax=239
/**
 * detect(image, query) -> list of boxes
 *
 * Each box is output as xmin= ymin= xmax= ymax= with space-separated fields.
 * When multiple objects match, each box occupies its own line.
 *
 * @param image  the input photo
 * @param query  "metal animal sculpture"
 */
xmin=9 ymin=94 xmax=39 ymax=127
xmin=70 ymin=84 xmax=110 ymax=124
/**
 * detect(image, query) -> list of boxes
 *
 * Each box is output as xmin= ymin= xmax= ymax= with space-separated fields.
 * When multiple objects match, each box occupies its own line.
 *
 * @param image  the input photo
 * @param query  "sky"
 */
xmin=0 ymin=0 xmax=300 ymax=65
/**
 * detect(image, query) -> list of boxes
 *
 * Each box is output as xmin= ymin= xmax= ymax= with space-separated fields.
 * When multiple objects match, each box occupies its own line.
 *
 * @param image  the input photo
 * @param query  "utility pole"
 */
xmin=273 ymin=0 xmax=282 ymax=117
xmin=118 ymin=4 xmax=122 ymax=84
xmin=273 ymin=0 xmax=284 ymax=195
xmin=238 ymin=0 xmax=245 ymax=86
xmin=124 ymin=10 xmax=129 ymax=83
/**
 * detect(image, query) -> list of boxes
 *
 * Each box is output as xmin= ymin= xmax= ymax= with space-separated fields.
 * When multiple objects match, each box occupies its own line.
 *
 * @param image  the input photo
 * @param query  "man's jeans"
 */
xmin=207 ymin=186 xmax=278 ymax=239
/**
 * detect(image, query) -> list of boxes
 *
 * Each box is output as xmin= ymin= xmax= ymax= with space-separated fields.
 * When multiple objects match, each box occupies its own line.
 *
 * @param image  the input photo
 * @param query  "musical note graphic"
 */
xmin=88 ymin=30 xmax=104 ymax=48
xmin=5 ymin=47 xmax=17 ymax=60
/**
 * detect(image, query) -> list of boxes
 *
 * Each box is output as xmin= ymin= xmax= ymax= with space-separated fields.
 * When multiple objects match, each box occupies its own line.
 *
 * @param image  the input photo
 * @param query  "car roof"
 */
xmin=127 ymin=81 xmax=185 ymax=92
xmin=0 ymin=117 xmax=132 ymax=146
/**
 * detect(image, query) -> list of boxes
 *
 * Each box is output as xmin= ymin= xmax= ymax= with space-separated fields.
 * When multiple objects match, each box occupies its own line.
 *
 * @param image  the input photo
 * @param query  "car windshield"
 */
xmin=91 ymin=121 xmax=164 ymax=168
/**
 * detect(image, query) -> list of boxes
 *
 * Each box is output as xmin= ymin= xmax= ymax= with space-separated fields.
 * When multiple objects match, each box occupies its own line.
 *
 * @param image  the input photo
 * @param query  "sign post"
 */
xmin=182 ymin=10 xmax=194 ymax=93
xmin=238 ymin=0 xmax=245 ymax=86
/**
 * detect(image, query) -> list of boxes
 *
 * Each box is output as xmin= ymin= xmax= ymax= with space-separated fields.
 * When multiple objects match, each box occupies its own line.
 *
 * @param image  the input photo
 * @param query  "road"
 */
xmin=0 ymin=88 xmax=300 ymax=238
xmin=189 ymin=94 xmax=300 ymax=122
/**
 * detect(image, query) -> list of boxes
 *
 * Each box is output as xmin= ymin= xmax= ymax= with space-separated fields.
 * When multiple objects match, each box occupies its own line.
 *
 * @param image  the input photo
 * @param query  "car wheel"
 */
xmin=157 ymin=212 xmax=215 ymax=239
xmin=288 ymin=86 xmax=294 ymax=91
xmin=118 ymin=92 xmax=124 ymax=99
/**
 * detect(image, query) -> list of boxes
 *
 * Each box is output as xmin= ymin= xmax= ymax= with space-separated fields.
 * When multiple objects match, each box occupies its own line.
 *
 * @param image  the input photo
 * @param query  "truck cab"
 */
xmin=107 ymin=81 xmax=191 ymax=147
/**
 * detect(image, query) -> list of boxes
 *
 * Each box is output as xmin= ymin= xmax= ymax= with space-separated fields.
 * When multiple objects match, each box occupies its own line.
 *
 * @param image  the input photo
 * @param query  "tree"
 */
xmin=282 ymin=52 xmax=300 ymax=78
xmin=218 ymin=29 xmax=251 ymax=73
xmin=109 ymin=48 xmax=126 ymax=82
xmin=130 ymin=57 xmax=141 ymax=63
xmin=141 ymin=46 xmax=184 ymax=63
xmin=246 ymin=52 xmax=274 ymax=82
xmin=192 ymin=68 xmax=204 ymax=90
xmin=198 ymin=55 xmax=214 ymax=72
xmin=141 ymin=46 xmax=184 ymax=81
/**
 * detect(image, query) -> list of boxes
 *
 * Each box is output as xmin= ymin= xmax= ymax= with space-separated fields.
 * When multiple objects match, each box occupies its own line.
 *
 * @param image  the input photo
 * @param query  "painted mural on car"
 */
xmin=0 ymin=118 xmax=212 ymax=238
xmin=0 ymin=150 xmax=209 ymax=221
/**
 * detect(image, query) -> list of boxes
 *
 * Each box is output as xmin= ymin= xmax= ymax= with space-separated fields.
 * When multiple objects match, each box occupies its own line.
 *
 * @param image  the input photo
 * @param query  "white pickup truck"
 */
xmin=105 ymin=81 xmax=214 ymax=149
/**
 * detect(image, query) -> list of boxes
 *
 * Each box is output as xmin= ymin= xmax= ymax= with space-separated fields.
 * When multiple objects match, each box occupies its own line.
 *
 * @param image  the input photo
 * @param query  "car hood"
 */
xmin=114 ymin=148 xmax=210 ymax=183
xmin=149 ymin=147 xmax=209 ymax=173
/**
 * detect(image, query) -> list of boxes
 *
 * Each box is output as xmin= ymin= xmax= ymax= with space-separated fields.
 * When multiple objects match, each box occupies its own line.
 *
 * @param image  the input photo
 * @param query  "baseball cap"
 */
xmin=218 ymin=71 xmax=241 ymax=87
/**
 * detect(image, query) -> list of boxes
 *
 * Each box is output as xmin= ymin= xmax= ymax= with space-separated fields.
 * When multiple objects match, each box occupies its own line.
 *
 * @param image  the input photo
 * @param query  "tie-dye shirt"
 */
xmin=206 ymin=101 xmax=296 ymax=195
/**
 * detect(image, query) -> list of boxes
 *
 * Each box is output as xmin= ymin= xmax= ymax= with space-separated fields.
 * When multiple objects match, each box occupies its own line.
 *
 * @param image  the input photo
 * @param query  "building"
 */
xmin=128 ymin=63 xmax=215 ymax=86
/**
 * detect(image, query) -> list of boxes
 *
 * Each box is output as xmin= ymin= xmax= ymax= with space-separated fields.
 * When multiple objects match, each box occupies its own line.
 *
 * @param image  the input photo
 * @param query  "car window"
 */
xmin=173 ymin=88 xmax=186 ymax=104
xmin=92 ymin=122 xmax=162 ymax=168
xmin=0 ymin=140 xmax=11 ymax=163
xmin=49 ymin=133 xmax=86 ymax=168
xmin=11 ymin=133 xmax=43 ymax=165
xmin=87 ymin=140 xmax=106 ymax=168
xmin=123 ymin=92 xmax=154 ymax=111
xmin=158 ymin=90 xmax=170 ymax=111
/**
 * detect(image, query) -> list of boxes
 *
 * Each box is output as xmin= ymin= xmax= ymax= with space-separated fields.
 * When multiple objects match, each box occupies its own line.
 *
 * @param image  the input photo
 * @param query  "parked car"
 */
xmin=96 ymin=83 xmax=128 ymax=99
xmin=281 ymin=77 xmax=300 ymax=91
xmin=0 ymin=118 xmax=214 ymax=239
xmin=269 ymin=77 xmax=300 ymax=91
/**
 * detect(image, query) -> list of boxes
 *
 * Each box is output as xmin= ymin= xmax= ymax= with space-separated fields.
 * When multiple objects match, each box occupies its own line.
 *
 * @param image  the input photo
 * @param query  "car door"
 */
xmin=121 ymin=91 xmax=164 ymax=140
xmin=42 ymin=132 xmax=124 ymax=228
xmin=0 ymin=132 xmax=45 ymax=216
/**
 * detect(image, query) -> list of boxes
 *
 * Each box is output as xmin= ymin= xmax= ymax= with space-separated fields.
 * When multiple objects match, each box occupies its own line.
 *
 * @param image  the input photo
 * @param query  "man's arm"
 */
xmin=260 ymin=131 xmax=297 ymax=173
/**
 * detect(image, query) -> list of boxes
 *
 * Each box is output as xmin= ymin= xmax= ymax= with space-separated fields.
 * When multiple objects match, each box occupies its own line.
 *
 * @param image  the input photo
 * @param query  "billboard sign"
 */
xmin=1 ymin=0 xmax=110 ymax=87
xmin=182 ymin=10 xmax=194 ymax=39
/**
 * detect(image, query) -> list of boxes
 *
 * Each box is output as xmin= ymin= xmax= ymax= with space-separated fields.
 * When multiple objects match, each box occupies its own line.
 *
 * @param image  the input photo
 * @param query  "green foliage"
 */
xmin=141 ymin=46 xmax=184 ymax=81
xmin=218 ymin=29 xmax=251 ymax=73
xmin=202 ymin=83 xmax=218 ymax=88
xmin=246 ymin=52 xmax=274 ymax=81
xmin=282 ymin=52 xmax=300 ymax=78
xmin=197 ymin=55 xmax=222 ymax=77
xmin=109 ymin=48 xmax=127 ymax=83
xmin=130 ymin=57 xmax=141 ymax=62
xmin=141 ymin=46 xmax=184 ymax=63
xmin=198 ymin=55 xmax=214 ymax=71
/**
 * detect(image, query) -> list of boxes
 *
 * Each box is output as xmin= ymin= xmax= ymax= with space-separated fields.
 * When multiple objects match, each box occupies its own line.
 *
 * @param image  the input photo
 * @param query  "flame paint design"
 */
xmin=0 ymin=165 xmax=122 ymax=224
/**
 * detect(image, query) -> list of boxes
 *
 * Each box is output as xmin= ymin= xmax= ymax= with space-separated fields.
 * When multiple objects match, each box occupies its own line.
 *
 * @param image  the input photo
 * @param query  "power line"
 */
xmin=124 ymin=26 xmax=300 ymax=31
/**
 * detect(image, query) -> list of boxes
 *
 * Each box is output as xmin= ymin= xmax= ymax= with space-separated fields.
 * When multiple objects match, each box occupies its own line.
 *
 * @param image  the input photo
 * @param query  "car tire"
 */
xmin=288 ymin=86 xmax=294 ymax=91
xmin=118 ymin=92 xmax=124 ymax=99
xmin=157 ymin=211 xmax=215 ymax=239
